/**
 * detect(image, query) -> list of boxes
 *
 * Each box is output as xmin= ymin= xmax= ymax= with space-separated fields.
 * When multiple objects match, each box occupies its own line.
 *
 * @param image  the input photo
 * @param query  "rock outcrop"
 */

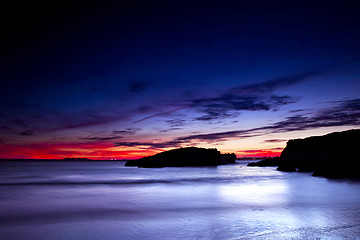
xmin=220 ymin=153 xmax=237 ymax=164
xmin=125 ymin=147 xmax=236 ymax=168
xmin=248 ymin=129 xmax=360 ymax=178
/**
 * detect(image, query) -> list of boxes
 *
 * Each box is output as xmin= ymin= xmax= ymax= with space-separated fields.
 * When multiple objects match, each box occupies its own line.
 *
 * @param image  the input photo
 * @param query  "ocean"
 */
xmin=0 ymin=160 xmax=360 ymax=240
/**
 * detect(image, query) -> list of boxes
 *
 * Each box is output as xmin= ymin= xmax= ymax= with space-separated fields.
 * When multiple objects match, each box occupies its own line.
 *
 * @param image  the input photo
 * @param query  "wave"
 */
xmin=0 ymin=175 xmax=279 ymax=186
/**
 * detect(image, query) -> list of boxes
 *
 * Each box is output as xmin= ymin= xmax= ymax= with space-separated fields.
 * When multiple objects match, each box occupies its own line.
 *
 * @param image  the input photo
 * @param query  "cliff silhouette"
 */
xmin=248 ymin=129 xmax=360 ymax=178
xmin=125 ymin=147 xmax=236 ymax=168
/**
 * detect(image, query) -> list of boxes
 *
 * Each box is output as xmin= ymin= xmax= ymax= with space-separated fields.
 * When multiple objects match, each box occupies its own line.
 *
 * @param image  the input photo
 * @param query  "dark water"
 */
xmin=1 ymin=160 xmax=360 ymax=240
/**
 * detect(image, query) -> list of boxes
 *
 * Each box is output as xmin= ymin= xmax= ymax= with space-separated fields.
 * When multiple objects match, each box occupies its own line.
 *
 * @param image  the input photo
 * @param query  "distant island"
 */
xmin=248 ymin=129 xmax=360 ymax=179
xmin=125 ymin=147 xmax=236 ymax=168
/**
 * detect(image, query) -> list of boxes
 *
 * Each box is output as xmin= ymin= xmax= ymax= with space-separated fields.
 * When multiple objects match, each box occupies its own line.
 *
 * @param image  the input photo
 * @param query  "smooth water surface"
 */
xmin=1 ymin=160 xmax=360 ymax=239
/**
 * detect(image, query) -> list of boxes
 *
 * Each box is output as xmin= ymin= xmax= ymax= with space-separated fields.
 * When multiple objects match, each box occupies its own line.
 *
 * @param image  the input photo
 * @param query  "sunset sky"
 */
xmin=1 ymin=1 xmax=360 ymax=159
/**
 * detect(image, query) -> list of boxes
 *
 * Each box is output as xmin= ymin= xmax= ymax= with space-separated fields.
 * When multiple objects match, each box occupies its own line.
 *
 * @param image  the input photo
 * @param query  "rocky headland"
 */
xmin=248 ymin=129 xmax=360 ymax=178
xmin=125 ymin=147 xmax=236 ymax=168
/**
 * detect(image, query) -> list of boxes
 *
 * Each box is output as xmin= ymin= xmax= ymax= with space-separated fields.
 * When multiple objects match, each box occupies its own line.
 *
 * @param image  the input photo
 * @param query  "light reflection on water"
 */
xmin=1 ymin=160 xmax=360 ymax=239
xmin=218 ymin=182 xmax=288 ymax=206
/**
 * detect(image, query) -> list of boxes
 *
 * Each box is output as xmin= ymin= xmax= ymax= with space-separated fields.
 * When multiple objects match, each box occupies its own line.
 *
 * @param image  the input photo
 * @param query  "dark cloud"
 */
xmin=191 ymin=95 xmax=296 ymax=121
xmin=131 ymin=59 xmax=360 ymax=124
xmin=133 ymin=107 xmax=186 ymax=123
xmin=159 ymin=127 xmax=182 ymax=133
xmin=226 ymin=70 xmax=320 ymax=95
xmin=289 ymin=109 xmax=305 ymax=113
xmin=18 ymin=130 xmax=34 ymax=136
xmin=226 ymin=58 xmax=360 ymax=96
xmin=81 ymin=128 xmax=141 ymax=141
xmin=177 ymin=129 xmax=261 ymax=142
xmin=177 ymin=98 xmax=360 ymax=142
xmin=128 ymin=80 xmax=150 ymax=93
xmin=81 ymin=136 xmax=123 ymax=141
xmin=266 ymin=98 xmax=360 ymax=133
xmin=264 ymin=139 xmax=287 ymax=143
xmin=188 ymin=59 xmax=360 ymax=122
xmin=114 ymin=140 xmax=182 ymax=149
xmin=132 ymin=94 xmax=296 ymax=123
xmin=112 ymin=128 xmax=141 ymax=135
xmin=2 ymin=102 xmax=132 ymax=133
xmin=165 ymin=119 xmax=185 ymax=127
xmin=116 ymin=97 xmax=360 ymax=148
xmin=185 ymin=66 xmax=323 ymax=122
xmin=271 ymin=147 xmax=285 ymax=151
xmin=132 ymin=68 xmax=318 ymax=124
xmin=195 ymin=113 xmax=224 ymax=122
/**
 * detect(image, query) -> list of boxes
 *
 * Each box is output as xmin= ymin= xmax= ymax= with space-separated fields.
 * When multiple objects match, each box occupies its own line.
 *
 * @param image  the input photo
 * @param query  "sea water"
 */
xmin=0 ymin=160 xmax=360 ymax=240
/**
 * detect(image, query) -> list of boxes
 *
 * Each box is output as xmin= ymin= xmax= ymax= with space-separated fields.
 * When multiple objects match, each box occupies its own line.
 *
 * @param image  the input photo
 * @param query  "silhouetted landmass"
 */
xmin=247 ymin=156 xmax=281 ymax=167
xmin=248 ymin=129 xmax=360 ymax=179
xmin=220 ymin=153 xmax=237 ymax=164
xmin=125 ymin=147 xmax=236 ymax=168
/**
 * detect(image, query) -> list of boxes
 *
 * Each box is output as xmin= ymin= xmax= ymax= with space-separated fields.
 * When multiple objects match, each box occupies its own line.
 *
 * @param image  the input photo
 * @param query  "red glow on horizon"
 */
xmin=236 ymin=149 xmax=282 ymax=158
xmin=0 ymin=142 xmax=160 ymax=160
xmin=0 ymin=141 xmax=283 ymax=160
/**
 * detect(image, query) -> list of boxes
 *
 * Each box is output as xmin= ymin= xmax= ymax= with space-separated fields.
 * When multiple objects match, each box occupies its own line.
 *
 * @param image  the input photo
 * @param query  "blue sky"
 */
xmin=1 ymin=1 xmax=359 ymax=159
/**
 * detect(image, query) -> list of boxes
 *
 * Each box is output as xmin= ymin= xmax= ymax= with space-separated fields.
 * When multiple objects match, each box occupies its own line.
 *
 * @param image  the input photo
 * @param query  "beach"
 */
xmin=1 ymin=160 xmax=360 ymax=239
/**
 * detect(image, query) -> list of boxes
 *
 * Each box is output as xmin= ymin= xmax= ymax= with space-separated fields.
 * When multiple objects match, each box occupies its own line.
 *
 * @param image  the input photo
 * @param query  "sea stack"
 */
xmin=125 ymin=147 xmax=236 ymax=168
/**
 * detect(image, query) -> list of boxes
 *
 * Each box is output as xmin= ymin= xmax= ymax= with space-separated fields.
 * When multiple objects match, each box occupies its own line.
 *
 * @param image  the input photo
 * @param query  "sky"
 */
xmin=1 ymin=1 xmax=360 ymax=159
